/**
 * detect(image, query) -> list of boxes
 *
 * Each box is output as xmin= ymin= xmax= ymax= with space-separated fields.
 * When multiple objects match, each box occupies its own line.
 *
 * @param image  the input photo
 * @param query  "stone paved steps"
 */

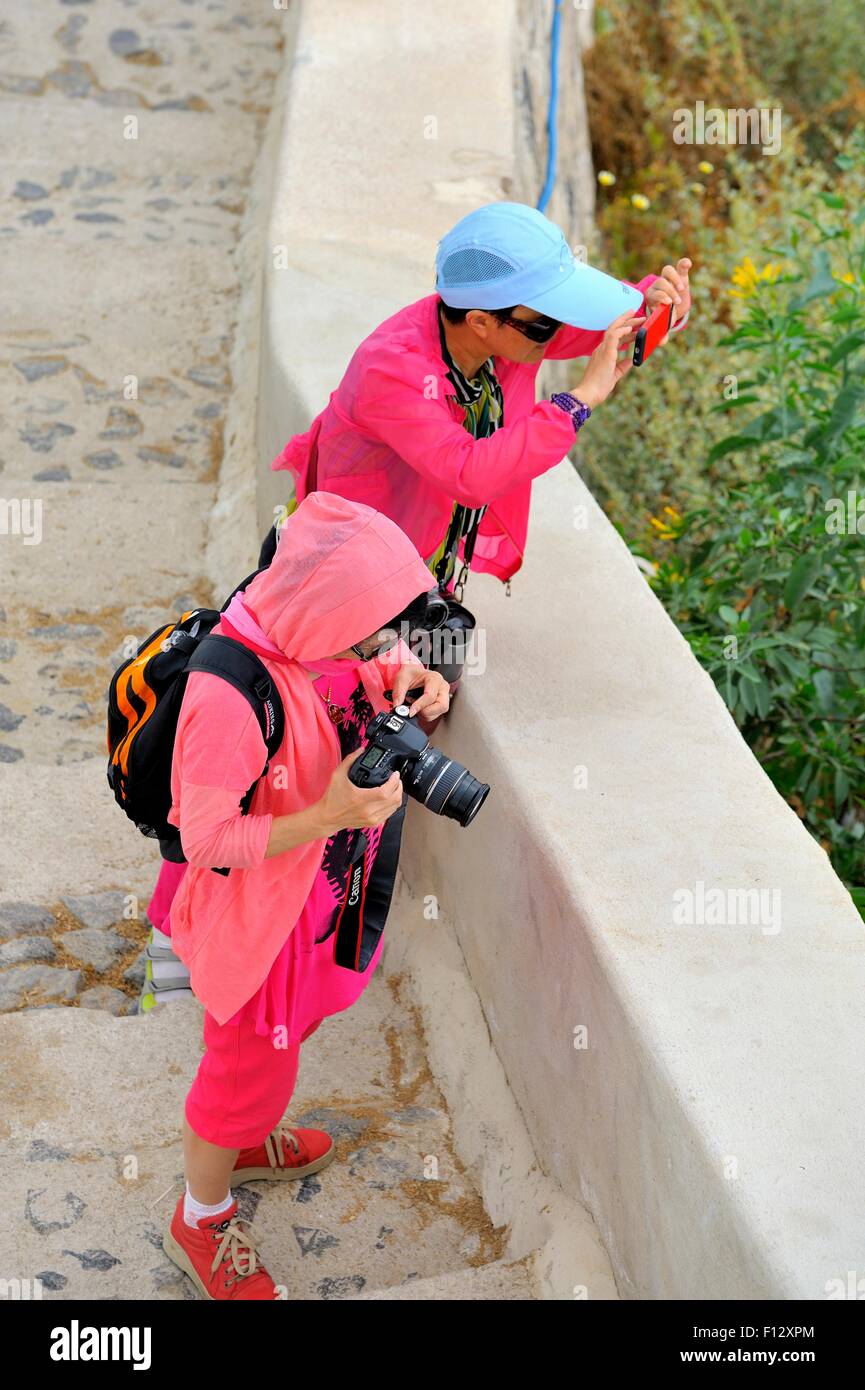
xmin=0 ymin=966 xmax=531 ymax=1301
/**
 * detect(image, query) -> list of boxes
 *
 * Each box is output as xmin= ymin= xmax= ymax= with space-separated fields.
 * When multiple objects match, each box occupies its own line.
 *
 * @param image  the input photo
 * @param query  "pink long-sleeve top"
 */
xmin=170 ymin=663 xmax=390 ymax=1040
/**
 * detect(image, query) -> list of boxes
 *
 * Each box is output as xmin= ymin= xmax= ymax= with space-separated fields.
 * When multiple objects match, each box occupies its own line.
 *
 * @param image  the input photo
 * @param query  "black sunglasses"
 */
xmin=493 ymin=311 xmax=563 ymax=343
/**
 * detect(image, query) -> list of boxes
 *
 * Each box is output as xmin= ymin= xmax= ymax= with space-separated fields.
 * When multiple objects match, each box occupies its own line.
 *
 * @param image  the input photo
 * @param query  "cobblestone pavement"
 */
xmin=0 ymin=0 xmax=531 ymax=1300
xmin=0 ymin=0 xmax=281 ymax=1005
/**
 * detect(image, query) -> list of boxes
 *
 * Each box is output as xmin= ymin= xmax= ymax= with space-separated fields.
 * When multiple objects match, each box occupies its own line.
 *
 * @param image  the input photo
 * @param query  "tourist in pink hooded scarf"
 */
xmin=162 ymin=492 xmax=450 ymax=1300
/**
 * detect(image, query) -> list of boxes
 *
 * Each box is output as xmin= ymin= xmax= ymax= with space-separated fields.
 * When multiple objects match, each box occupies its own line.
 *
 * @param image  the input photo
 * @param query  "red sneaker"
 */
xmin=232 ymin=1122 xmax=335 ymax=1182
xmin=163 ymin=1195 xmax=279 ymax=1301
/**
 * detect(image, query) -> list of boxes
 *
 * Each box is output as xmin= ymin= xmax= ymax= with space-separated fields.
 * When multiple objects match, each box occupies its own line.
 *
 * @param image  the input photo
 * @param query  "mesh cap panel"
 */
xmin=440 ymin=247 xmax=517 ymax=286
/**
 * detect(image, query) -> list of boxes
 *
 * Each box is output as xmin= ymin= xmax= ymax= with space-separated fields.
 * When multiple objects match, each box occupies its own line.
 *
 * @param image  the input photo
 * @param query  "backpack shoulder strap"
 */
xmin=185 ymin=634 xmax=284 ymax=761
xmin=184 ymin=635 xmax=286 ymax=877
xmin=220 ymin=567 xmax=269 ymax=613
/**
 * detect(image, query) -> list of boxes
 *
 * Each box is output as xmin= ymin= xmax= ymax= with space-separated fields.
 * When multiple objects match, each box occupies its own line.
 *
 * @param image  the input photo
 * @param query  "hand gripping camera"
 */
xmin=348 ymin=705 xmax=490 ymax=827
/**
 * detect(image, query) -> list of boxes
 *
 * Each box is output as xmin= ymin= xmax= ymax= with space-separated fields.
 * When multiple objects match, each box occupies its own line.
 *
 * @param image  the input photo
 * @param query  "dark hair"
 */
xmin=438 ymin=297 xmax=517 ymax=325
xmin=385 ymin=590 xmax=433 ymax=630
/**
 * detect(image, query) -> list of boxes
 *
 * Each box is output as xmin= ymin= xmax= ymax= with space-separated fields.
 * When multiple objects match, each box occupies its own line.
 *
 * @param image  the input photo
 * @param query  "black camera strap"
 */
xmin=333 ymin=800 xmax=407 ymax=971
xmin=332 ymin=831 xmax=369 ymax=970
xmin=433 ymin=504 xmax=485 ymax=602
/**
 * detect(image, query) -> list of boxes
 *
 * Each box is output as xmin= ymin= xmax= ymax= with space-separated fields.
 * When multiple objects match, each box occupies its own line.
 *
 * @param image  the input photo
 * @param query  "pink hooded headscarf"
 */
xmin=168 ymin=492 xmax=433 ymax=1024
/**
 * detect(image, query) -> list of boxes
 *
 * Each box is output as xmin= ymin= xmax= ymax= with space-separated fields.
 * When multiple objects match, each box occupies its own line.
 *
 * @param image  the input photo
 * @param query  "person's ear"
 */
xmin=465 ymin=309 xmax=494 ymax=341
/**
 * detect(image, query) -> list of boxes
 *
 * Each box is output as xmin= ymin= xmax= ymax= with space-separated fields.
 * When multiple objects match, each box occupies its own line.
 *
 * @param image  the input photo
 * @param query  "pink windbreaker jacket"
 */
xmin=273 ymin=280 xmax=666 ymax=582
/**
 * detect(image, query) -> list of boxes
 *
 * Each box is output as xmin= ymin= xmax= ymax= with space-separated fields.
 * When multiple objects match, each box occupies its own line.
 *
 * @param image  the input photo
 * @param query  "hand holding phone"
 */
xmin=633 ymin=300 xmax=674 ymax=366
xmin=572 ymin=310 xmax=646 ymax=408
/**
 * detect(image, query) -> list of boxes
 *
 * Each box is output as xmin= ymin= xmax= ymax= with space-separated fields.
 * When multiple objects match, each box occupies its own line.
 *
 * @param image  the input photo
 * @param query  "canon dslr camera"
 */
xmin=348 ymin=705 xmax=490 ymax=827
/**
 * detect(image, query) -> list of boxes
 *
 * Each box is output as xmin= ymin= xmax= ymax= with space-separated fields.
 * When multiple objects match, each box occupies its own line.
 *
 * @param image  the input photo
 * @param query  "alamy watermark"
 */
xmin=0 ymin=497 xmax=43 ymax=545
xmin=673 ymin=101 xmax=782 ymax=157
xmin=672 ymin=880 xmax=782 ymax=935
xmin=49 ymin=1321 xmax=151 ymax=1369
xmin=825 ymin=491 xmax=865 ymax=534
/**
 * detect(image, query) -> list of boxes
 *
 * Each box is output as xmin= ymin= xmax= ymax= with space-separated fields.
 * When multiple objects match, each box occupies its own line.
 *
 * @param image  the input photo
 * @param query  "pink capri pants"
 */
xmin=185 ymin=1010 xmax=323 ymax=1149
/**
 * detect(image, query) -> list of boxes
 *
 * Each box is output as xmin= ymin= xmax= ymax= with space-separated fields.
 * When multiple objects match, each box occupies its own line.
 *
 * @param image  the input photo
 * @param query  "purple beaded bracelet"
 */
xmin=550 ymin=391 xmax=592 ymax=433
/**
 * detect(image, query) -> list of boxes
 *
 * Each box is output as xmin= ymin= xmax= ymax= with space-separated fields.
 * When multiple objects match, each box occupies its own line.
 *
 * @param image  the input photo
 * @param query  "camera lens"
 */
xmin=405 ymin=748 xmax=490 ymax=827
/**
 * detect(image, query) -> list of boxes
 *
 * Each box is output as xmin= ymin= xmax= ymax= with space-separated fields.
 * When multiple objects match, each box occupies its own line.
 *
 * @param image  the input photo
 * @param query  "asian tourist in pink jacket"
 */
xmin=162 ymin=492 xmax=452 ymax=1300
xmin=266 ymin=202 xmax=692 ymax=596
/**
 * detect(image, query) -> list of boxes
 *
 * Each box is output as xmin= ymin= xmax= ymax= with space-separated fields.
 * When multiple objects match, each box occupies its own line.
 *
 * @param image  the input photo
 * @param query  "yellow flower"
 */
xmin=631 ymin=193 xmax=651 ymax=211
xmin=597 ymin=170 xmax=616 ymax=186
xmin=697 ymin=160 xmax=714 ymax=175
xmin=649 ymin=505 xmax=683 ymax=541
xmin=729 ymin=256 xmax=783 ymax=299
xmin=731 ymin=260 xmax=757 ymax=296
xmin=689 ymin=182 xmax=705 ymax=196
xmin=834 ymin=270 xmax=856 ymax=285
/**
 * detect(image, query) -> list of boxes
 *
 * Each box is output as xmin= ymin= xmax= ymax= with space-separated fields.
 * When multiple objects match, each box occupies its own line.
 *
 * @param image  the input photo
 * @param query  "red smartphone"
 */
xmin=632 ymin=300 xmax=674 ymax=366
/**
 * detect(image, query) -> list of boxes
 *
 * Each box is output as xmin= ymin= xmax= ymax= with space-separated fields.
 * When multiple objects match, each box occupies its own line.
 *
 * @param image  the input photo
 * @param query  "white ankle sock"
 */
xmin=183 ymin=1185 xmax=234 ymax=1229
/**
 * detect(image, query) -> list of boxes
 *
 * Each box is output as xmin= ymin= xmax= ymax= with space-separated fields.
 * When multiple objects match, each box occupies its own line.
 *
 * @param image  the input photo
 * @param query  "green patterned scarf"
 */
xmin=427 ymin=309 xmax=504 ymax=590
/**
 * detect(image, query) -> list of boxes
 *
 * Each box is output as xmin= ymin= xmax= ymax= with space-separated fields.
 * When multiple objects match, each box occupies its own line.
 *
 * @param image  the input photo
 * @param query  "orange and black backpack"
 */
xmin=106 ymin=573 xmax=284 ymax=867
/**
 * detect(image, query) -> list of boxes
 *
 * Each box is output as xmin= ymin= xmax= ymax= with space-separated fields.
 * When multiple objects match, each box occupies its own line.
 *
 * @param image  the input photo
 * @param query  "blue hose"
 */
xmin=537 ymin=0 xmax=563 ymax=214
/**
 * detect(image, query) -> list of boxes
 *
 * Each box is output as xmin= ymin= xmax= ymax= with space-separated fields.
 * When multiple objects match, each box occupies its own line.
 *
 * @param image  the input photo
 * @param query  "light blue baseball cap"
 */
xmin=435 ymin=201 xmax=642 ymax=331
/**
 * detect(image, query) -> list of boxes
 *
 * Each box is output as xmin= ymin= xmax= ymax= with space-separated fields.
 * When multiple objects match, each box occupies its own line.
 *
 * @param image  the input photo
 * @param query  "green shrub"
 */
xmin=581 ymin=0 xmax=865 ymax=905
xmin=582 ymin=137 xmax=851 ymax=531
xmin=724 ymin=0 xmax=865 ymax=124
xmin=638 ymin=139 xmax=865 ymax=903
